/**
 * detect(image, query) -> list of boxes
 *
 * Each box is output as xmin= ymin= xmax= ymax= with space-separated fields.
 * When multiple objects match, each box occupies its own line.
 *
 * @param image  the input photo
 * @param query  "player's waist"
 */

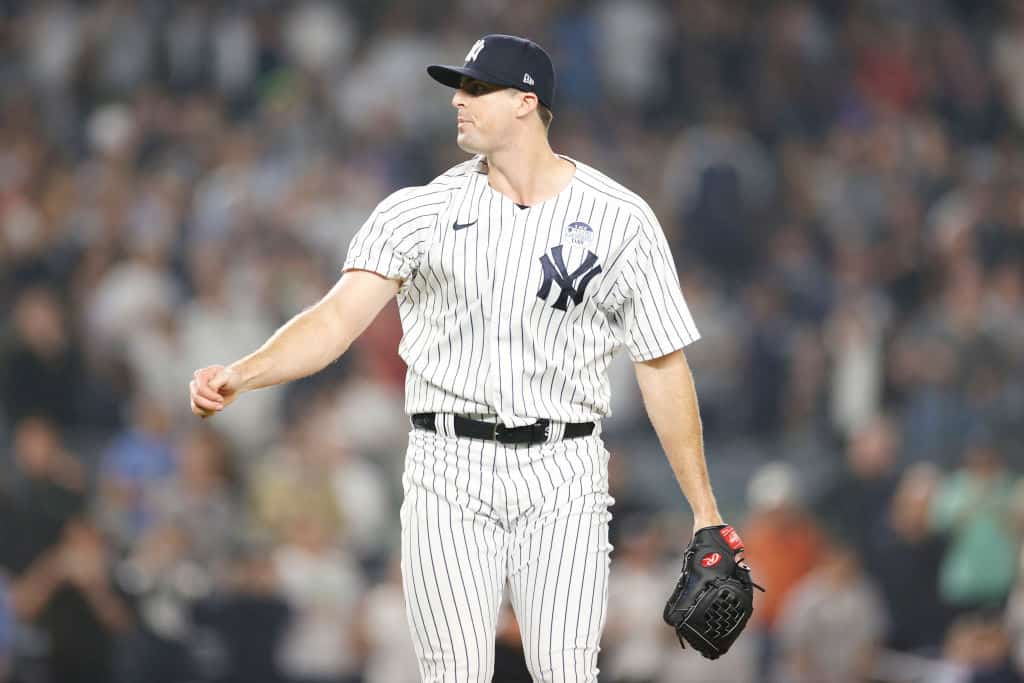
xmin=410 ymin=412 xmax=595 ymax=445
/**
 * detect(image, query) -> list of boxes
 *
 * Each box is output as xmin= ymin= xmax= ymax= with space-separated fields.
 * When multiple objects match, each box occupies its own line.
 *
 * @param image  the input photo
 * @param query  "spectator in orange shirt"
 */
xmin=742 ymin=462 xmax=826 ymax=629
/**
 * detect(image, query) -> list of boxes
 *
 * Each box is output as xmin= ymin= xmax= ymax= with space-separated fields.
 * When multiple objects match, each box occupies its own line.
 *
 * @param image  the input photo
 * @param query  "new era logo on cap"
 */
xmin=427 ymin=34 xmax=556 ymax=111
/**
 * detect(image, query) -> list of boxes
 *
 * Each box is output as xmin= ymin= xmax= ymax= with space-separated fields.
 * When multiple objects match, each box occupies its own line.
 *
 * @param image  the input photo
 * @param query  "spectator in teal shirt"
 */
xmin=931 ymin=433 xmax=1021 ymax=609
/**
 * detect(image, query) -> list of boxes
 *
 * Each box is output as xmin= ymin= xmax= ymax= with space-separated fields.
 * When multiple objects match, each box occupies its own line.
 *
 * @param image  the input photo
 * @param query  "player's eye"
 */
xmin=463 ymin=81 xmax=499 ymax=97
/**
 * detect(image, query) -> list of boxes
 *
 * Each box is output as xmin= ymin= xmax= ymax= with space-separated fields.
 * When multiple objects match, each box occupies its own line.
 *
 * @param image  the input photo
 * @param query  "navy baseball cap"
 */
xmin=427 ymin=34 xmax=556 ymax=111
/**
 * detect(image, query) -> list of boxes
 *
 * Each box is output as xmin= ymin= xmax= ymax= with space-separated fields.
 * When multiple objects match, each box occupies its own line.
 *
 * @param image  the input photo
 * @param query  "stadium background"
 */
xmin=1 ymin=0 xmax=1023 ymax=681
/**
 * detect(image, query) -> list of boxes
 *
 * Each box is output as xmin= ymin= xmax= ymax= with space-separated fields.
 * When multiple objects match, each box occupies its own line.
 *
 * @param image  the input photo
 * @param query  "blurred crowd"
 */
xmin=0 ymin=0 xmax=1023 ymax=681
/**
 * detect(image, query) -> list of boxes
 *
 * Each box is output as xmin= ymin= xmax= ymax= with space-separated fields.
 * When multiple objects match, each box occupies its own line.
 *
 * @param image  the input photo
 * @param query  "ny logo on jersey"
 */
xmin=465 ymin=40 xmax=485 ymax=63
xmin=537 ymin=245 xmax=603 ymax=311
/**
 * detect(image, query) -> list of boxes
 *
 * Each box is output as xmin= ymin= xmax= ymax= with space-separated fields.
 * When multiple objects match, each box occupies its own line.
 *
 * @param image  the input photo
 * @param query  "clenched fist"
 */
xmin=189 ymin=365 xmax=243 ymax=418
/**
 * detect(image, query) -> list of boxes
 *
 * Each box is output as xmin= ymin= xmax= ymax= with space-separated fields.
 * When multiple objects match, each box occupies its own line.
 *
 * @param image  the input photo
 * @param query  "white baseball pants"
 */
xmin=400 ymin=426 xmax=614 ymax=682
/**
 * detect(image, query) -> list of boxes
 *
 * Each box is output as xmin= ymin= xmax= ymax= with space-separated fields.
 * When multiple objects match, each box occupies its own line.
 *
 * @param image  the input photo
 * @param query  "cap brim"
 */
xmin=427 ymin=64 xmax=506 ymax=90
xmin=427 ymin=63 xmax=551 ymax=110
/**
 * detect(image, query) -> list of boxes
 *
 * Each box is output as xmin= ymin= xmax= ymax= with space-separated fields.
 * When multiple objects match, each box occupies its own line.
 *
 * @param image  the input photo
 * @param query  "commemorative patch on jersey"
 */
xmin=564 ymin=221 xmax=594 ymax=247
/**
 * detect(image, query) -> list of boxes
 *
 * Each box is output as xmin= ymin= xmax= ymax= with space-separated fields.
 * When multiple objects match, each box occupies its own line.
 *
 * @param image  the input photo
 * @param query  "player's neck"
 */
xmin=484 ymin=138 xmax=574 ymax=208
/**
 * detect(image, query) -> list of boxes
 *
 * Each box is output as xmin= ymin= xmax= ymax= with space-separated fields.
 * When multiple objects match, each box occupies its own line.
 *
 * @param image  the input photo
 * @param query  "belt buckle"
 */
xmin=492 ymin=420 xmax=548 ymax=444
xmin=536 ymin=420 xmax=550 ymax=443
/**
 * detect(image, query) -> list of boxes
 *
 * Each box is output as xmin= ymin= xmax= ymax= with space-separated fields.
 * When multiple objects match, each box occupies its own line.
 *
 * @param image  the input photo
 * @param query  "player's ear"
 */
xmin=516 ymin=92 xmax=539 ymax=120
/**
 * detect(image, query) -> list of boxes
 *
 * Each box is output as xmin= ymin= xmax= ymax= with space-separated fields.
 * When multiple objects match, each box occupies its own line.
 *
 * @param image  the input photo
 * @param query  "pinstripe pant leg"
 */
xmin=507 ymin=441 xmax=614 ymax=683
xmin=401 ymin=432 xmax=507 ymax=683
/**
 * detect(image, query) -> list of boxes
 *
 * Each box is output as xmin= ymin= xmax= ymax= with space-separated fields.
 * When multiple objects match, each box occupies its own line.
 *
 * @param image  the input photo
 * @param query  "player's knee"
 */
xmin=420 ymin=650 xmax=494 ymax=683
xmin=525 ymin=646 xmax=600 ymax=683
xmin=423 ymin=664 xmax=493 ymax=683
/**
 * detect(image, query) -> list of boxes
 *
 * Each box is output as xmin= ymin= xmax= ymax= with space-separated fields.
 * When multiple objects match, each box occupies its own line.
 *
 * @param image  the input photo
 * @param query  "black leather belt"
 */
xmin=411 ymin=413 xmax=594 ymax=445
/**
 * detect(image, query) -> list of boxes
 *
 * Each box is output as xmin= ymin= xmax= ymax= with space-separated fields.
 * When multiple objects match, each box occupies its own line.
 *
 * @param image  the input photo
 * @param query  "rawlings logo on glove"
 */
xmin=662 ymin=525 xmax=764 ymax=660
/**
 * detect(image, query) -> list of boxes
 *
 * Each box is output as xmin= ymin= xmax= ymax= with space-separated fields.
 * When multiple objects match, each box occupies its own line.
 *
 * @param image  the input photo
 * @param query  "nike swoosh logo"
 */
xmin=452 ymin=220 xmax=477 ymax=231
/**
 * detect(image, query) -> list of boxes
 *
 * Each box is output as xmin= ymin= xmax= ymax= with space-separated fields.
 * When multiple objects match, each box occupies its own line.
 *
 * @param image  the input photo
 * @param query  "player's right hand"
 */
xmin=189 ymin=365 xmax=242 ymax=418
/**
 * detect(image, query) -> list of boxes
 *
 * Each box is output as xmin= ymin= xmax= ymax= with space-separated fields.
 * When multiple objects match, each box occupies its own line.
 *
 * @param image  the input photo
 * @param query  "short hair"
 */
xmin=537 ymin=104 xmax=553 ymax=130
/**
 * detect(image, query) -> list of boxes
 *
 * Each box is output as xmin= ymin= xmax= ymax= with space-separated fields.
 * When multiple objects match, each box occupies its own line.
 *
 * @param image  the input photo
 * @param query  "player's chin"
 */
xmin=455 ymin=134 xmax=483 ymax=154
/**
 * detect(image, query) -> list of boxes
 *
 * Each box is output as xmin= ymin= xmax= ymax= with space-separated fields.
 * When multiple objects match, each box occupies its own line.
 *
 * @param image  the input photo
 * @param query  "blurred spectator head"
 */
xmin=847 ymin=414 xmax=900 ymax=479
xmin=960 ymin=425 xmax=1005 ymax=477
xmin=12 ymin=286 xmax=68 ymax=358
xmin=125 ymin=392 xmax=172 ymax=437
xmin=888 ymin=462 xmax=940 ymax=539
xmin=816 ymin=536 xmax=864 ymax=588
xmin=187 ymin=244 xmax=229 ymax=303
xmin=86 ymin=104 xmax=139 ymax=162
xmin=226 ymin=538 xmax=279 ymax=595
xmin=282 ymin=503 xmax=340 ymax=554
xmin=747 ymin=460 xmax=802 ymax=512
xmin=176 ymin=425 xmax=236 ymax=492
xmin=918 ymin=336 xmax=961 ymax=389
xmin=283 ymin=2 xmax=355 ymax=74
xmin=12 ymin=415 xmax=64 ymax=478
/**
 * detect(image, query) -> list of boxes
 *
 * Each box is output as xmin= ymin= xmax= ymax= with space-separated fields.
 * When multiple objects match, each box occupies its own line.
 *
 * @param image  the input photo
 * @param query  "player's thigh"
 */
xmin=507 ymin=482 xmax=613 ymax=682
xmin=400 ymin=432 xmax=507 ymax=683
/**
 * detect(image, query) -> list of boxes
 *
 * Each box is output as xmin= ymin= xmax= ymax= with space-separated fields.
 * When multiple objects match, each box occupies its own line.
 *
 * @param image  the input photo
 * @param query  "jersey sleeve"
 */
xmin=342 ymin=187 xmax=446 ymax=282
xmin=612 ymin=212 xmax=700 ymax=361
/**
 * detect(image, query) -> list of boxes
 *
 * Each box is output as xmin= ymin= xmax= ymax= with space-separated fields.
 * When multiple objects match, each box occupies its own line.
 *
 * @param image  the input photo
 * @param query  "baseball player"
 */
xmin=190 ymin=34 xmax=757 ymax=683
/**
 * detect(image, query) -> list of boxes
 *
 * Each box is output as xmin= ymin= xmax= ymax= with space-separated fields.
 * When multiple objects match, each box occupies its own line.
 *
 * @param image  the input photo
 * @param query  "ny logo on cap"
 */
xmin=465 ymin=40 xmax=485 ymax=63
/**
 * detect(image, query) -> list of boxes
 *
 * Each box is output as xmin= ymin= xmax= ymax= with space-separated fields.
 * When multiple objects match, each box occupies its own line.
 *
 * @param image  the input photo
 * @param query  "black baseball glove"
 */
xmin=662 ymin=524 xmax=763 ymax=659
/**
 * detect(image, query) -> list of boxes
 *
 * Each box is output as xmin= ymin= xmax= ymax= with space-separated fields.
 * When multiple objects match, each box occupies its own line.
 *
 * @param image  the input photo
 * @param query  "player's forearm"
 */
xmin=635 ymin=349 xmax=722 ymax=530
xmin=229 ymin=270 xmax=399 ymax=393
xmin=229 ymin=303 xmax=350 ymax=392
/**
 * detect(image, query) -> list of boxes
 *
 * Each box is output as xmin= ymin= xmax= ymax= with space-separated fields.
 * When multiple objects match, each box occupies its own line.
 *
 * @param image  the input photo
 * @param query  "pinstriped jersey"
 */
xmin=342 ymin=155 xmax=699 ymax=427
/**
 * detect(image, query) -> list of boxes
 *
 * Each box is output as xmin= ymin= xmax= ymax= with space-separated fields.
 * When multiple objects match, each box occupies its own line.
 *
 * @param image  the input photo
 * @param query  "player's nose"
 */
xmin=452 ymin=89 xmax=467 ymax=108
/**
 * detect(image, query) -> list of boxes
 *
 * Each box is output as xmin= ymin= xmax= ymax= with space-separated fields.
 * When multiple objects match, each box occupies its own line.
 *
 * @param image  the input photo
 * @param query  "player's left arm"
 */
xmin=625 ymin=211 xmax=759 ymax=657
xmin=634 ymin=347 xmax=723 ymax=534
